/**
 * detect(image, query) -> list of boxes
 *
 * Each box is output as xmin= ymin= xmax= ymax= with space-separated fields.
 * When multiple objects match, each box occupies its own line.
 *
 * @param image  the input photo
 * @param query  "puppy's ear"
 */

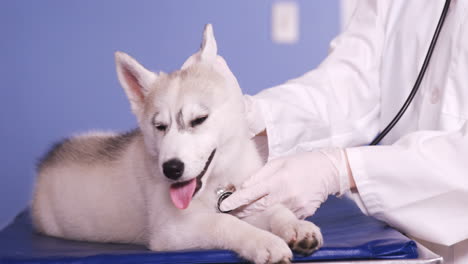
xmin=115 ymin=51 xmax=157 ymax=114
xmin=181 ymin=24 xmax=218 ymax=69
xmin=200 ymin=24 xmax=217 ymax=61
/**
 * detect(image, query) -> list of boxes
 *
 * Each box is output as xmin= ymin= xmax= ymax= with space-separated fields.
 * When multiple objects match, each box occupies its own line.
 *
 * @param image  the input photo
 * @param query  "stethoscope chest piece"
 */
xmin=216 ymin=184 xmax=236 ymax=213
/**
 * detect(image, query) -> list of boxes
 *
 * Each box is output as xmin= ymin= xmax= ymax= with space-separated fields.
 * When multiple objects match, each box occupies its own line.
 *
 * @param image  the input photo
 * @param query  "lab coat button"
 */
xmin=430 ymin=88 xmax=440 ymax=104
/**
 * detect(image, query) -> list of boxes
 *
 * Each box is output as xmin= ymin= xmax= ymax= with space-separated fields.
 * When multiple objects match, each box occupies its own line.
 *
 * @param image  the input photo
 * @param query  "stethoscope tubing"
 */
xmin=370 ymin=0 xmax=452 ymax=145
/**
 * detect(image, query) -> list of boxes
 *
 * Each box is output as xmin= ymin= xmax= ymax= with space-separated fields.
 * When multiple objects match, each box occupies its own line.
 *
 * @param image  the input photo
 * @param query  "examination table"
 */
xmin=0 ymin=197 xmax=441 ymax=264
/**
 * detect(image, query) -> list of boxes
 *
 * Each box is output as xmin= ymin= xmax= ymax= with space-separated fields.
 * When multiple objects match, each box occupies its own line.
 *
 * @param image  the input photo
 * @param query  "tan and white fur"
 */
xmin=32 ymin=24 xmax=322 ymax=264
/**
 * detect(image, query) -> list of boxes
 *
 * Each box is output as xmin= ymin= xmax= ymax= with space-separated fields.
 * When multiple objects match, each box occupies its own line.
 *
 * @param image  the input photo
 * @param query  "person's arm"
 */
xmin=222 ymin=126 xmax=468 ymax=246
xmin=346 ymin=125 xmax=468 ymax=246
xmin=247 ymin=0 xmax=387 ymax=159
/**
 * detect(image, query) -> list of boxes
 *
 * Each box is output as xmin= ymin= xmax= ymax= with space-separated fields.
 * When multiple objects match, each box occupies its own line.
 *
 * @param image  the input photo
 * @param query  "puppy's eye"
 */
xmin=155 ymin=123 xmax=167 ymax=132
xmin=190 ymin=115 xmax=208 ymax=127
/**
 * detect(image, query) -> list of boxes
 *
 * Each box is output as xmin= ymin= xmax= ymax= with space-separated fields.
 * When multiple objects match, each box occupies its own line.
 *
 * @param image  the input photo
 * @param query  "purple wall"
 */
xmin=0 ymin=0 xmax=339 ymax=228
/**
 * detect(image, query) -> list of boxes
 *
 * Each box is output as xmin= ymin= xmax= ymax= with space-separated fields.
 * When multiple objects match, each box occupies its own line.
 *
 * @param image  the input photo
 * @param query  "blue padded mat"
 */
xmin=0 ymin=197 xmax=417 ymax=263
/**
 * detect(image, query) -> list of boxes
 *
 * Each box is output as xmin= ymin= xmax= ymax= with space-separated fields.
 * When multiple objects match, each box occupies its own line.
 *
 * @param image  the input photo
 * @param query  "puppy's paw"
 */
xmin=240 ymin=231 xmax=292 ymax=264
xmin=274 ymin=220 xmax=323 ymax=256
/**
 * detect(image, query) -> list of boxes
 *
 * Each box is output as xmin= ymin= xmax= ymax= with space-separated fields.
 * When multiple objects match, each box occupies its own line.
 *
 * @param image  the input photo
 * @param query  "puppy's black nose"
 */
xmin=162 ymin=159 xmax=184 ymax=180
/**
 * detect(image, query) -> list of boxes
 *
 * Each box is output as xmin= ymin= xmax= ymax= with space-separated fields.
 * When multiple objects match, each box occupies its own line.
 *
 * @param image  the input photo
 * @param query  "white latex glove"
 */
xmin=243 ymin=95 xmax=266 ymax=138
xmin=220 ymin=148 xmax=351 ymax=219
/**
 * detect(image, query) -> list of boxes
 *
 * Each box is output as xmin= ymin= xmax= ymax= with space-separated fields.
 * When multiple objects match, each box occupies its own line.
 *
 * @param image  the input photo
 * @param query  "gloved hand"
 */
xmin=220 ymin=148 xmax=352 ymax=219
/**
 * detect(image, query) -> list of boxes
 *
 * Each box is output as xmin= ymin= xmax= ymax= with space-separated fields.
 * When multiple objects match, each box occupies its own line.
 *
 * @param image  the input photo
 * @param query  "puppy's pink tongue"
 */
xmin=169 ymin=178 xmax=197 ymax=209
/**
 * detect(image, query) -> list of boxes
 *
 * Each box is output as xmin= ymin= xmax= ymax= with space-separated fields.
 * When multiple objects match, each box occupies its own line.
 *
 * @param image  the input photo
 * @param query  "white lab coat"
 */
xmin=251 ymin=0 xmax=468 ymax=263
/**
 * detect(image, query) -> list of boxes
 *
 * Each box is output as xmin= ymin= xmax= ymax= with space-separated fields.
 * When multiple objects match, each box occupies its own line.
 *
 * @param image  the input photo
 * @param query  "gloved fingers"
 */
xmin=219 ymin=183 xmax=269 ymax=212
xmin=229 ymin=196 xmax=269 ymax=218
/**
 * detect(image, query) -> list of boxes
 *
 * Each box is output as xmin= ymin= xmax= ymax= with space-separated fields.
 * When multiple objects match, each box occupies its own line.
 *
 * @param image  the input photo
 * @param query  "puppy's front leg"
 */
xmin=243 ymin=204 xmax=323 ymax=256
xmin=149 ymin=213 xmax=292 ymax=264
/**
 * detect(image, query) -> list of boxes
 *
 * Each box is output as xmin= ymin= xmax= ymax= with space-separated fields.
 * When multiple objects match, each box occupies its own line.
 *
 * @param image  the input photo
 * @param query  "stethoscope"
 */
xmin=217 ymin=0 xmax=452 ymax=213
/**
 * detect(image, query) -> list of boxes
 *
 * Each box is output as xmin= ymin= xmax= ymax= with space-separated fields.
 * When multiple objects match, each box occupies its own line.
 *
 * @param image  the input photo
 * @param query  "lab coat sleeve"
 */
xmin=346 ymin=125 xmax=468 ymax=246
xmin=253 ymin=0 xmax=386 ymax=159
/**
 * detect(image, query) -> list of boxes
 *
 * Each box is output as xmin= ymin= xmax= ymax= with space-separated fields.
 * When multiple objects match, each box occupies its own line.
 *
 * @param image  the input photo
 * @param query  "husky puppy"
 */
xmin=32 ymin=25 xmax=322 ymax=264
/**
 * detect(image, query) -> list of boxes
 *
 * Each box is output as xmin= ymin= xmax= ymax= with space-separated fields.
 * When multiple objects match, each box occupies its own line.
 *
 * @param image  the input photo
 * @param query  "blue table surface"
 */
xmin=0 ymin=196 xmax=417 ymax=264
